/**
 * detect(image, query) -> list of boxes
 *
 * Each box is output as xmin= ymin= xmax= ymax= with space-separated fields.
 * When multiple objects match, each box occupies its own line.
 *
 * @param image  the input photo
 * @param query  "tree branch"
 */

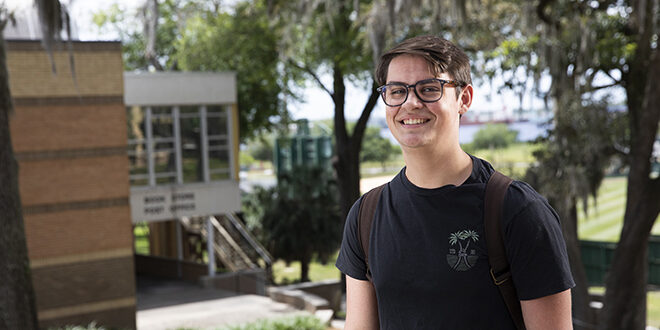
xmin=585 ymin=82 xmax=621 ymax=93
xmin=601 ymin=68 xmax=622 ymax=84
xmin=287 ymin=59 xmax=333 ymax=97
xmin=536 ymin=0 xmax=561 ymax=30
xmin=650 ymin=176 xmax=660 ymax=221
xmin=351 ymin=81 xmax=380 ymax=148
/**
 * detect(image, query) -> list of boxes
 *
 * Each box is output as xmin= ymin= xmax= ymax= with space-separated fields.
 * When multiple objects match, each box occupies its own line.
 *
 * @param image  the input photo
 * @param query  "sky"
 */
xmin=5 ymin=0 xmax=621 ymax=122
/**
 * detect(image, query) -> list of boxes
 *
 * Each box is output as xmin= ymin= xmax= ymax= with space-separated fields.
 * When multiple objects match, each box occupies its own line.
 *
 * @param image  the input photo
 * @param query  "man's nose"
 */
xmin=402 ymin=87 xmax=423 ymax=107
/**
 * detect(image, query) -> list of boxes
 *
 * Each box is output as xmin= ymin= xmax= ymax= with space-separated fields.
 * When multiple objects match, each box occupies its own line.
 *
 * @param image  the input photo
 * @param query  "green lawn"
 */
xmin=578 ymin=176 xmax=660 ymax=241
xmin=271 ymin=253 xmax=341 ymax=285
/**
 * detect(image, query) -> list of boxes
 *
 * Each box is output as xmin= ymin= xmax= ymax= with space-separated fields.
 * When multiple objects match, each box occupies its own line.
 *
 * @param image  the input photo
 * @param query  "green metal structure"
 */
xmin=273 ymin=119 xmax=333 ymax=177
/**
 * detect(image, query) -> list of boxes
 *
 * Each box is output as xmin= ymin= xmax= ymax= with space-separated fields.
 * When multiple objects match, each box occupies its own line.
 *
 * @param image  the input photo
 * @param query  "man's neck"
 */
xmin=402 ymin=146 xmax=472 ymax=189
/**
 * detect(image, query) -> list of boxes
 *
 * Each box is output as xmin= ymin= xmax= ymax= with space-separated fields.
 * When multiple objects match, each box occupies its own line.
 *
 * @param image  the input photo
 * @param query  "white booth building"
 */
xmin=124 ymin=72 xmax=270 ymax=292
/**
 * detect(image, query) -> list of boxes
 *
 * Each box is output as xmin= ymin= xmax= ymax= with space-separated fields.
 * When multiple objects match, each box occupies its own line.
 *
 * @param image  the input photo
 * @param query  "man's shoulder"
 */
xmin=503 ymin=179 xmax=559 ymax=224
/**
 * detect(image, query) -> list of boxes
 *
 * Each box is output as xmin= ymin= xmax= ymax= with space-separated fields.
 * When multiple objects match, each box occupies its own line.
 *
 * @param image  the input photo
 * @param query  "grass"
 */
xmin=134 ymin=223 xmax=150 ymax=255
xmin=221 ymin=314 xmax=325 ymax=330
xmin=469 ymin=142 xmax=541 ymax=179
xmin=271 ymin=253 xmax=341 ymax=285
xmin=577 ymin=176 xmax=660 ymax=242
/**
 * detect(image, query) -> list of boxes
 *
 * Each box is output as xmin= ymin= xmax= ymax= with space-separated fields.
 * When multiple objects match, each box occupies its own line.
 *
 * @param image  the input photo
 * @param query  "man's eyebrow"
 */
xmin=385 ymin=81 xmax=407 ymax=85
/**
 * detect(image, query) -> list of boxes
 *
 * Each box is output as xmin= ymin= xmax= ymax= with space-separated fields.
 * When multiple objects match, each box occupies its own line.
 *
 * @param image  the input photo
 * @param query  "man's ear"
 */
xmin=458 ymin=84 xmax=473 ymax=115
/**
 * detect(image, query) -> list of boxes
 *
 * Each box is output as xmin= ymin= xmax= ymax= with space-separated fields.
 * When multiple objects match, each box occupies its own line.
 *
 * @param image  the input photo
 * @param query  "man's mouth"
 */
xmin=401 ymin=118 xmax=430 ymax=125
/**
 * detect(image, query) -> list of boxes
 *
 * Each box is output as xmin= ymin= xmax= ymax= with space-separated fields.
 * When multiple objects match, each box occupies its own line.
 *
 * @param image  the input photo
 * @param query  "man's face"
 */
xmin=384 ymin=55 xmax=470 ymax=151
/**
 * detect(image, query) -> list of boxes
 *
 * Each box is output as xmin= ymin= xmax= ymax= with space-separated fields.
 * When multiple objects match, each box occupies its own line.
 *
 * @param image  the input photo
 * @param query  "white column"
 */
xmin=176 ymin=219 xmax=183 ymax=278
xmin=206 ymin=216 xmax=215 ymax=276
xmin=173 ymin=106 xmax=183 ymax=184
xmin=200 ymin=106 xmax=210 ymax=182
xmin=226 ymin=105 xmax=235 ymax=180
xmin=145 ymin=107 xmax=155 ymax=186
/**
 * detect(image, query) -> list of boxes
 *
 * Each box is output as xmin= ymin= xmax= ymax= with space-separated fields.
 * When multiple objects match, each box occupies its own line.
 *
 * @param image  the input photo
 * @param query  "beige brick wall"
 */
xmin=7 ymin=40 xmax=136 ymax=328
xmin=7 ymin=51 xmax=123 ymax=98
xmin=10 ymin=104 xmax=127 ymax=152
xmin=18 ymin=155 xmax=129 ymax=206
xmin=32 ymin=257 xmax=135 ymax=310
xmin=24 ymin=206 xmax=133 ymax=261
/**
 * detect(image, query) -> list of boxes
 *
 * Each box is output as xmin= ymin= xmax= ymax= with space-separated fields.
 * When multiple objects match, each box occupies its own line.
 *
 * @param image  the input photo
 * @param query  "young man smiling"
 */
xmin=336 ymin=35 xmax=575 ymax=329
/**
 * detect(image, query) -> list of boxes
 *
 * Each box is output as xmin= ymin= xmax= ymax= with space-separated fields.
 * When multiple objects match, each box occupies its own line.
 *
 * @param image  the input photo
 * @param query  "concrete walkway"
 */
xmin=136 ymin=277 xmax=310 ymax=330
xmin=137 ymin=294 xmax=310 ymax=330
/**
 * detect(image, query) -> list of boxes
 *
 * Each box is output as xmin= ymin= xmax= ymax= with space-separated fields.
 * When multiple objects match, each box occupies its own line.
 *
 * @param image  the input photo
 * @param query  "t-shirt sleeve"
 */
xmin=335 ymin=196 xmax=369 ymax=281
xmin=504 ymin=183 xmax=576 ymax=300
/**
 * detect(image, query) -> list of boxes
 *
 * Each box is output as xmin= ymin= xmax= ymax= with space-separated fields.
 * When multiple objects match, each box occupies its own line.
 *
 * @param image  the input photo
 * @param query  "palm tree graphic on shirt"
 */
xmin=447 ymin=230 xmax=479 ymax=271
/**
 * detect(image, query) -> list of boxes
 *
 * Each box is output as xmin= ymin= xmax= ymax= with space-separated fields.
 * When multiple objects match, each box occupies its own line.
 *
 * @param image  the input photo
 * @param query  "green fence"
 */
xmin=581 ymin=236 xmax=660 ymax=286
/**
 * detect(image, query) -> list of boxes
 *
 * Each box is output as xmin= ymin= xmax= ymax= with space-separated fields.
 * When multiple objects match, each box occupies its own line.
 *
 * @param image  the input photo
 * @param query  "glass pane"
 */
xmin=154 ymin=150 xmax=176 ymax=175
xmin=208 ymin=137 xmax=229 ymax=149
xmin=207 ymin=105 xmax=226 ymax=115
xmin=211 ymin=171 xmax=230 ymax=181
xmin=152 ymin=106 xmax=172 ymax=116
xmin=154 ymin=141 xmax=175 ymax=152
xmin=152 ymin=114 xmax=173 ymax=138
xmin=207 ymin=114 xmax=228 ymax=136
xmin=156 ymin=175 xmax=176 ymax=184
xmin=180 ymin=105 xmax=200 ymax=117
xmin=128 ymin=143 xmax=148 ymax=186
xmin=180 ymin=116 xmax=203 ymax=183
xmin=209 ymin=149 xmax=230 ymax=172
xmin=126 ymin=106 xmax=146 ymax=141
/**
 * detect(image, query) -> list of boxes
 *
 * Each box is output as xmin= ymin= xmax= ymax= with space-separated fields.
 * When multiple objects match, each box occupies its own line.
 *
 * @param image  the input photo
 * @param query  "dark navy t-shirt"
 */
xmin=336 ymin=155 xmax=575 ymax=329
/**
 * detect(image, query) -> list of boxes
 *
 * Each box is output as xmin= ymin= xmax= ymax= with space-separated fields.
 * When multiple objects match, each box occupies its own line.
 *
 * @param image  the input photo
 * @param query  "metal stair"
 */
xmin=180 ymin=214 xmax=272 ymax=275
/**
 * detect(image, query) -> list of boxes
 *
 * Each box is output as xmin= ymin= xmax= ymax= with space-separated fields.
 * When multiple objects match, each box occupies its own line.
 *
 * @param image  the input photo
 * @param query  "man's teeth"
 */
xmin=403 ymin=118 xmax=427 ymax=125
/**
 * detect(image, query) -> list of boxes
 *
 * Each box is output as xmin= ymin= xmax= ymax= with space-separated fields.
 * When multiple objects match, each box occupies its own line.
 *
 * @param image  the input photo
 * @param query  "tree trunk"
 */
xmin=300 ymin=254 xmax=311 ymax=283
xmin=600 ymin=45 xmax=660 ymax=330
xmin=560 ymin=198 xmax=597 ymax=330
xmin=0 ymin=33 xmax=39 ymax=329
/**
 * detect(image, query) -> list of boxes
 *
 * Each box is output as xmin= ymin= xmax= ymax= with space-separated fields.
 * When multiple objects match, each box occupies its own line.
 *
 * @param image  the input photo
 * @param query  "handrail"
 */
xmin=225 ymin=212 xmax=273 ymax=266
xmin=210 ymin=216 xmax=257 ymax=269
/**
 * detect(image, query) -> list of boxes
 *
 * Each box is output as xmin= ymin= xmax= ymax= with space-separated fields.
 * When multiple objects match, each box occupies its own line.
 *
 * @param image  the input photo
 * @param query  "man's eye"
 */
xmin=389 ymin=88 xmax=406 ymax=95
xmin=419 ymin=86 xmax=441 ymax=93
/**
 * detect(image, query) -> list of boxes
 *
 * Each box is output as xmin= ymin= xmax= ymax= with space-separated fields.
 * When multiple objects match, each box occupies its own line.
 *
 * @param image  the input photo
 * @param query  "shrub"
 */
xmin=472 ymin=123 xmax=519 ymax=150
xmin=223 ymin=315 xmax=325 ymax=330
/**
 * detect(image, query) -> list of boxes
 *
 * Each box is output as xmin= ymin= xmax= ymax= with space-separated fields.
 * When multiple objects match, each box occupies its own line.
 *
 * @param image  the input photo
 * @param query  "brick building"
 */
xmin=5 ymin=35 xmax=267 ymax=327
xmin=7 ymin=40 xmax=136 ymax=327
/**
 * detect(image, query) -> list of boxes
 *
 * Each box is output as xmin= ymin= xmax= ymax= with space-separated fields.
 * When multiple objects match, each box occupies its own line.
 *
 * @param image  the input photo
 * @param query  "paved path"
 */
xmin=137 ymin=294 xmax=309 ymax=330
xmin=360 ymin=174 xmax=396 ymax=193
xmin=136 ymin=277 xmax=309 ymax=330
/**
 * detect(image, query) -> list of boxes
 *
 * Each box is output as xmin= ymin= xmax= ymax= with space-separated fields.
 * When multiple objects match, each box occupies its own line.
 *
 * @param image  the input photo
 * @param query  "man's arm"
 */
xmin=521 ymin=289 xmax=573 ymax=329
xmin=345 ymin=275 xmax=379 ymax=330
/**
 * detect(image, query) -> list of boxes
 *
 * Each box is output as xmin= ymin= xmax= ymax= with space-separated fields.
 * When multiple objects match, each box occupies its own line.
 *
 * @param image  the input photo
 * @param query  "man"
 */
xmin=336 ymin=35 xmax=575 ymax=329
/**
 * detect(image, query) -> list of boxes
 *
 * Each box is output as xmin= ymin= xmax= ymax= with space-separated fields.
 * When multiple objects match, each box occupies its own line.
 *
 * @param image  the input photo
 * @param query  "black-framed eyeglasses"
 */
xmin=376 ymin=78 xmax=465 ymax=107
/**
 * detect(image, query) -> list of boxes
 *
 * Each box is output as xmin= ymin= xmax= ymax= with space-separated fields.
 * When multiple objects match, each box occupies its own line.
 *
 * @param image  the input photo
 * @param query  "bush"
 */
xmin=49 ymin=322 xmax=107 ymax=330
xmin=471 ymin=123 xmax=519 ymax=150
xmin=223 ymin=315 xmax=325 ymax=330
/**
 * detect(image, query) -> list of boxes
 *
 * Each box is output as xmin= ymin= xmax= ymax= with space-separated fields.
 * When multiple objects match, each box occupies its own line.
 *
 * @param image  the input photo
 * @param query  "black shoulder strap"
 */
xmin=357 ymin=184 xmax=385 ymax=282
xmin=485 ymin=171 xmax=525 ymax=330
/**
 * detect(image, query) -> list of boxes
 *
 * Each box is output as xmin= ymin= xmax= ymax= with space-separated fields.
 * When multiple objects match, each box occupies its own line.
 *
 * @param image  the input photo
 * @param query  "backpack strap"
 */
xmin=357 ymin=184 xmax=386 ymax=281
xmin=484 ymin=171 xmax=525 ymax=330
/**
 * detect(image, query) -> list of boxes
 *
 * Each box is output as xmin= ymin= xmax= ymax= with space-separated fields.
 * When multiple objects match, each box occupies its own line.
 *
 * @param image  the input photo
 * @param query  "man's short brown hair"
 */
xmin=375 ymin=35 xmax=472 ymax=94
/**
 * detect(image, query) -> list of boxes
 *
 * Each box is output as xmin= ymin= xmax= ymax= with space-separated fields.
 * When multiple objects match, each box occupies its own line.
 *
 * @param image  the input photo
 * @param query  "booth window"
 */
xmin=127 ymin=104 xmax=233 ymax=186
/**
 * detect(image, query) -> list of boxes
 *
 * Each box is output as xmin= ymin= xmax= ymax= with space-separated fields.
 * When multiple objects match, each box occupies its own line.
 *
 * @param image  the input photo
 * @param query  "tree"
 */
xmin=471 ymin=123 xmax=519 ymax=150
xmin=269 ymin=0 xmax=380 ymax=221
xmin=360 ymin=126 xmax=399 ymax=170
xmin=1 ymin=0 xmax=69 ymax=327
xmin=244 ymin=166 xmax=342 ymax=282
xmin=269 ymin=0 xmax=542 ymax=221
xmin=174 ymin=0 xmax=293 ymax=140
xmin=524 ymin=97 xmax=625 ymax=328
xmin=94 ymin=0 xmax=289 ymax=141
xmin=492 ymin=1 xmax=660 ymax=328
